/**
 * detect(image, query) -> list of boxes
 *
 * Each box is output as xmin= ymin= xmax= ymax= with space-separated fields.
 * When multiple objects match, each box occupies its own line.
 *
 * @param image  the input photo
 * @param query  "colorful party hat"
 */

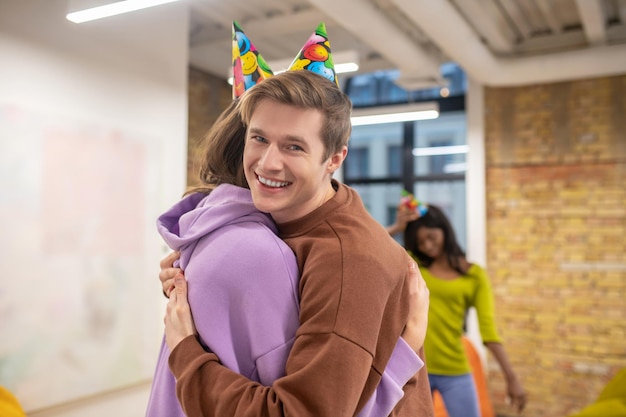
xmin=232 ymin=21 xmax=274 ymax=99
xmin=400 ymin=190 xmax=429 ymax=216
xmin=287 ymin=22 xmax=338 ymax=85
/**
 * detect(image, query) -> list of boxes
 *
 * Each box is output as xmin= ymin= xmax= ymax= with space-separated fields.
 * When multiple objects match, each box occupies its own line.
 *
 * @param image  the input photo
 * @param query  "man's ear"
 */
xmin=327 ymin=146 xmax=348 ymax=174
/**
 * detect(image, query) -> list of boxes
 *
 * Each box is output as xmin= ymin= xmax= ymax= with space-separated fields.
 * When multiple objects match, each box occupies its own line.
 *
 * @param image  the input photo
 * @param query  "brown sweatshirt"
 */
xmin=169 ymin=180 xmax=434 ymax=417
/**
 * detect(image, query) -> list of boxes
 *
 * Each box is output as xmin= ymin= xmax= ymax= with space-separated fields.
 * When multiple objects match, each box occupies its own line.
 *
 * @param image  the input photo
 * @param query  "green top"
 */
xmin=419 ymin=263 xmax=502 ymax=375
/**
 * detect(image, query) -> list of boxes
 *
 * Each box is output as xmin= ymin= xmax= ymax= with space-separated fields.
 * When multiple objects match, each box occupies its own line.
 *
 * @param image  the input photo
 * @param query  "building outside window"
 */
xmin=387 ymin=145 xmax=402 ymax=177
xmin=343 ymin=64 xmax=468 ymax=249
xmin=344 ymin=146 xmax=369 ymax=180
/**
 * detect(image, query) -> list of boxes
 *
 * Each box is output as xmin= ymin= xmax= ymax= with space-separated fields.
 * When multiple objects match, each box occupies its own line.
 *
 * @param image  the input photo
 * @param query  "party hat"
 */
xmin=232 ymin=21 xmax=274 ymax=99
xmin=287 ymin=22 xmax=338 ymax=85
xmin=400 ymin=190 xmax=428 ymax=216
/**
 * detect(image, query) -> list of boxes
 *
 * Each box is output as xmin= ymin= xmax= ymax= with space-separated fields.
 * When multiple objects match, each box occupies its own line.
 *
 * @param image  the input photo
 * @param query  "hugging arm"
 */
xmin=161 ymin=253 xmax=430 ymax=417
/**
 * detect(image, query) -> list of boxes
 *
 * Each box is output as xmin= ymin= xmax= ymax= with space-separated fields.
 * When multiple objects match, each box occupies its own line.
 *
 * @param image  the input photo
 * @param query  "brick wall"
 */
xmin=186 ymin=66 xmax=231 ymax=188
xmin=485 ymin=75 xmax=626 ymax=417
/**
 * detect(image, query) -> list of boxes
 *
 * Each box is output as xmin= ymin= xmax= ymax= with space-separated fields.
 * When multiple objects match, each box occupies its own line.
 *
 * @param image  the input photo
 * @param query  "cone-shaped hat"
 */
xmin=287 ymin=22 xmax=338 ymax=85
xmin=232 ymin=21 xmax=274 ymax=99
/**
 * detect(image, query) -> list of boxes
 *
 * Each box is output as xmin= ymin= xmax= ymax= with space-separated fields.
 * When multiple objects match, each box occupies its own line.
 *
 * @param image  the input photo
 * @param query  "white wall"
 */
xmin=0 ymin=0 xmax=189 ymax=415
xmin=464 ymin=77 xmax=488 ymax=365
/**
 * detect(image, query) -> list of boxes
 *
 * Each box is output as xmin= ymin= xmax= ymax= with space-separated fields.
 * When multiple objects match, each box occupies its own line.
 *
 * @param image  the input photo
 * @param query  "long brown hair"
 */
xmin=404 ymin=204 xmax=468 ymax=275
xmin=187 ymin=101 xmax=248 ymax=195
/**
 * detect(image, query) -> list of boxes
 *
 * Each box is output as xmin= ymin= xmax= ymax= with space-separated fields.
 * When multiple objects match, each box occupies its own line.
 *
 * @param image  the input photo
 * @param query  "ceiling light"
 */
xmin=412 ymin=145 xmax=468 ymax=156
xmin=335 ymin=62 xmax=359 ymax=73
xmin=66 ymin=0 xmax=183 ymax=24
xmin=351 ymin=102 xmax=439 ymax=126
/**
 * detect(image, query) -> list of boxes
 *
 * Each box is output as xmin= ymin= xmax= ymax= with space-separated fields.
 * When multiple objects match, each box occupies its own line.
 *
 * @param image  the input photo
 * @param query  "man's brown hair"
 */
xmin=237 ymin=70 xmax=352 ymax=161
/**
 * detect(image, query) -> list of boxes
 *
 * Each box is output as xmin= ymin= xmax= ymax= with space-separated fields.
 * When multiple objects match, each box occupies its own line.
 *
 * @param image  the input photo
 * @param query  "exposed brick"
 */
xmin=186 ymin=67 xmax=231 ymax=188
xmin=485 ymin=74 xmax=626 ymax=417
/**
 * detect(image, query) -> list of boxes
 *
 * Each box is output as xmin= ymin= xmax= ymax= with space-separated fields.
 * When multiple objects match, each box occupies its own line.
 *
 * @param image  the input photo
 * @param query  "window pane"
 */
xmin=349 ymin=181 xmax=466 ymax=249
xmin=346 ymin=64 xmax=467 ymax=105
xmin=345 ymin=147 xmax=369 ymax=179
xmin=347 ymin=123 xmax=404 ymax=179
xmin=351 ymin=182 xmax=404 ymax=227
xmin=413 ymin=111 xmax=467 ymax=176
xmin=348 ymin=74 xmax=377 ymax=106
xmin=387 ymin=145 xmax=402 ymax=177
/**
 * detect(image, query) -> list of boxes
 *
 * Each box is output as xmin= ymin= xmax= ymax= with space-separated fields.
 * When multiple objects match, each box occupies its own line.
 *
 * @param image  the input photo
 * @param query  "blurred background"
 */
xmin=0 ymin=1 xmax=624 ymax=416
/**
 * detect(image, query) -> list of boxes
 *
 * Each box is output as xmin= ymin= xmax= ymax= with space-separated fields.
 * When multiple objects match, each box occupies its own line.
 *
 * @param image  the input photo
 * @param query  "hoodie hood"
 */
xmin=157 ymin=184 xmax=274 ymax=269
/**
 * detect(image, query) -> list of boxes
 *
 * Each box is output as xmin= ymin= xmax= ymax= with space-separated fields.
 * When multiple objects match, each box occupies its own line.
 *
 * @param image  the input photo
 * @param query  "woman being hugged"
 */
xmin=404 ymin=204 xmax=527 ymax=417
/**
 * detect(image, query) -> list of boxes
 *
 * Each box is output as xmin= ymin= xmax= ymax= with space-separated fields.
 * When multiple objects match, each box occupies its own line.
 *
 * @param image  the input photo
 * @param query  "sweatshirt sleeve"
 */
xmin=169 ymin=332 xmax=374 ymax=417
xmin=167 ymin=276 xmax=411 ymax=416
xmin=169 ymin=333 xmax=426 ymax=417
xmin=356 ymin=337 xmax=423 ymax=417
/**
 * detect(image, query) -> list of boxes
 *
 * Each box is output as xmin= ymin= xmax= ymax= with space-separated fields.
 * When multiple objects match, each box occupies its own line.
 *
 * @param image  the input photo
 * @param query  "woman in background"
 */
xmin=403 ymin=204 xmax=527 ymax=417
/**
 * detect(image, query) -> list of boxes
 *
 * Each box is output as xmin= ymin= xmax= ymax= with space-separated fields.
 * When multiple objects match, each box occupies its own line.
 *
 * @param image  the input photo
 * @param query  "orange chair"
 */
xmin=433 ymin=337 xmax=494 ymax=417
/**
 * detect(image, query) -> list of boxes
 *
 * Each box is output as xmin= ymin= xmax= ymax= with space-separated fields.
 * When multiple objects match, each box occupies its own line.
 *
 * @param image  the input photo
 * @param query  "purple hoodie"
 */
xmin=146 ymin=184 xmax=422 ymax=417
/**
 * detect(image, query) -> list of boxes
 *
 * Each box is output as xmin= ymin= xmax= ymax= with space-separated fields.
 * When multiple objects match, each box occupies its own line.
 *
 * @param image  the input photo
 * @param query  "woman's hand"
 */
xmin=401 ymin=259 xmax=430 ymax=351
xmin=485 ymin=341 xmax=527 ymax=413
xmin=386 ymin=204 xmax=420 ymax=236
xmin=160 ymin=251 xmax=182 ymax=297
xmin=507 ymin=376 xmax=527 ymax=413
xmin=164 ymin=274 xmax=197 ymax=351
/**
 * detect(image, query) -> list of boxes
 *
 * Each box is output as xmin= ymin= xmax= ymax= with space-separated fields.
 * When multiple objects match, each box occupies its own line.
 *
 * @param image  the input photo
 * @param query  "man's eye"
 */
xmin=289 ymin=145 xmax=304 ymax=151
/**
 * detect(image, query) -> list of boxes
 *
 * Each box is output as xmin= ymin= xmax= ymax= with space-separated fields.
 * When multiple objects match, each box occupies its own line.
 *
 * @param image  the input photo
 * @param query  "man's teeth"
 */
xmin=258 ymin=176 xmax=289 ymax=188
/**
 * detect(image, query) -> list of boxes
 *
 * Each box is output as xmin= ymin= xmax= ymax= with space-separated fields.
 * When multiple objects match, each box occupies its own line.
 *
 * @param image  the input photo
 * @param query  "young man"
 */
xmin=164 ymin=69 xmax=434 ymax=417
xmin=149 ymin=102 xmax=425 ymax=417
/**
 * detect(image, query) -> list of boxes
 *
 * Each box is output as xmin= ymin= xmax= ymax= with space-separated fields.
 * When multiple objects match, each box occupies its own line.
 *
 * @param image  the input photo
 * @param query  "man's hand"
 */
xmin=164 ymin=274 xmax=197 ymax=351
xmin=401 ymin=259 xmax=430 ymax=352
xmin=160 ymin=251 xmax=182 ymax=298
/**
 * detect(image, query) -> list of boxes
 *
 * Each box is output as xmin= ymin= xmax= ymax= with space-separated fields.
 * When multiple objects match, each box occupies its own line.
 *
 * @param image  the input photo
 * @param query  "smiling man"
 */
xmin=243 ymin=101 xmax=337 ymax=223
xmin=164 ymin=69 xmax=434 ymax=417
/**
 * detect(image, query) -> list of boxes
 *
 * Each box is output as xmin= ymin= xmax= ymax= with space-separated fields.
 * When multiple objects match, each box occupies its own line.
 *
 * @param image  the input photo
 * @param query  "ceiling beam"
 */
xmin=190 ymin=7 xmax=327 ymax=45
xmin=575 ymin=0 xmax=607 ymax=45
xmin=390 ymin=0 xmax=626 ymax=86
xmin=452 ymin=0 xmax=516 ymax=54
xmin=535 ymin=0 xmax=563 ymax=35
xmin=498 ymin=0 xmax=533 ymax=40
xmin=619 ymin=0 xmax=626 ymax=25
xmin=307 ymin=0 xmax=444 ymax=85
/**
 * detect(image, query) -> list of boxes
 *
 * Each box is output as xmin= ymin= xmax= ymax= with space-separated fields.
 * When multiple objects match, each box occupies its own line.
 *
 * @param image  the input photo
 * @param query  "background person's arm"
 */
xmin=472 ymin=264 xmax=526 ymax=413
xmin=386 ymin=204 xmax=420 ymax=236
xmin=484 ymin=342 xmax=527 ymax=412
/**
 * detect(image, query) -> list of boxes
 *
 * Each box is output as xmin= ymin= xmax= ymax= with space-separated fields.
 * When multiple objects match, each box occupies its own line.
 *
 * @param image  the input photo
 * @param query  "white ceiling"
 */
xmin=188 ymin=0 xmax=626 ymax=88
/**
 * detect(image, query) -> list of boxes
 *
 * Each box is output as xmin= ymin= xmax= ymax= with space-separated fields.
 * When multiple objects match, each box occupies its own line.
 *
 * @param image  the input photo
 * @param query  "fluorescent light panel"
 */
xmin=272 ymin=62 xmax=358 ymax=76
xmin=412 ymin=145 xmax=469 ymax=156
xmin=443 ymin=162 xmax=467 ymax=173
xmin=67 ymin=0 xmax=182 ymax=23
xmin=351 ymin=102 xmax=439 ymax=126
xmin=335 ymin=62 xmax=359 ymax=73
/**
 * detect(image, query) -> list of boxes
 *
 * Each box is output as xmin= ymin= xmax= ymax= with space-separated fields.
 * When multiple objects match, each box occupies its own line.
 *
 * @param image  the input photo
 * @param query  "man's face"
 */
xmin=243 ymin=99 xmax=345 ymax=224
